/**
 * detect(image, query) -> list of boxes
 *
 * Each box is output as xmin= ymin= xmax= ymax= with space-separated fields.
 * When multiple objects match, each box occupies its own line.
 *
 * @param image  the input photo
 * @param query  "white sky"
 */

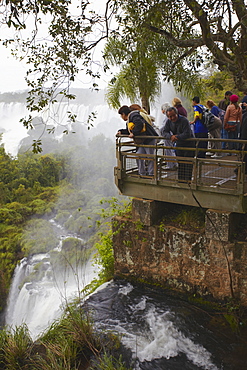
xmin=0 ymin=0 xmax=115 ymax=93
xmin=0 ymin=47 xmax=27 ymax=92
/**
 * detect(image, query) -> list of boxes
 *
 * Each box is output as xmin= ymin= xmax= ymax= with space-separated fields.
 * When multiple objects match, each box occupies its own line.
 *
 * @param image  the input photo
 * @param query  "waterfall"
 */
xmin=0 ymin=84 xmax=176 ymax=156
xmin=0 ymin=102 xmax=29 ymax=155
xmin=5 ymin=220 xmax=99 ymax=340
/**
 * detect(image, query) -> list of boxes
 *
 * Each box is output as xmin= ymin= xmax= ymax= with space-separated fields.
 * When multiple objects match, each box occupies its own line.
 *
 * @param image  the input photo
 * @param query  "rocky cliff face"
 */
xmin=112 ymin=199 xmax=247 ymax=306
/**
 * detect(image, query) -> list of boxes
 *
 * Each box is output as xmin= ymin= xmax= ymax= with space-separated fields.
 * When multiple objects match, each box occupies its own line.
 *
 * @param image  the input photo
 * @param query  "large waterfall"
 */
xmin=5 ymin=219 xmax=99 ymax=340
xmin=0 ymin=85 xmax=175 ymax=156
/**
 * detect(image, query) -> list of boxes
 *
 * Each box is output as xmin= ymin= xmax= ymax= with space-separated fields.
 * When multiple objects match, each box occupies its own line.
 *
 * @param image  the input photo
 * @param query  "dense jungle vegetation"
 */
xmin=0 ymin=133 xmax=120 ymax=312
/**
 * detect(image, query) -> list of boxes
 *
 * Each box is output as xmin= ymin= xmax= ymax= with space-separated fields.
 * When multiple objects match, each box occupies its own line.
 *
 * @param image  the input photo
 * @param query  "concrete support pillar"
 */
xmin=205 ymin=209 xmax=241 ymax=242
xmin=132 ymin=198 xmax=164 ymax=226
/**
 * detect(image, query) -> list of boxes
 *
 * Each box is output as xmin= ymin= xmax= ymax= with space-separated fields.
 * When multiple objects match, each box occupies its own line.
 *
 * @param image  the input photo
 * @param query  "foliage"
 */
xmin=21 ymin=219 xmax=59 ymax=255
xmin=0 ymin=305 xmax=131 ymax=369
xmin=159 ymin=204 xmax=205 ymax=231
xmin=104 ymin=35 xmax=161 ymax=112
xmin=111 ymin=0 xmax=247 ymax=96
xmin=200 ymin=71 xmax=244 ymax=103
xmin=94 ymin=229 xmax=115 ymax=282
xmin=0 ymin=325 xmax=33 ymax=369
xmin=84 ymin=198 xmax=131 ymax=294
xmin=90 ymin=352 xmax=131 ymax=370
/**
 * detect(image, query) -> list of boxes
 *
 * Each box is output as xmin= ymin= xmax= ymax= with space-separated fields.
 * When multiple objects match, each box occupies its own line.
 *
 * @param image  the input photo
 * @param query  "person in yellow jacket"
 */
xmin=117 ymin=105 xmax=158 ymax=176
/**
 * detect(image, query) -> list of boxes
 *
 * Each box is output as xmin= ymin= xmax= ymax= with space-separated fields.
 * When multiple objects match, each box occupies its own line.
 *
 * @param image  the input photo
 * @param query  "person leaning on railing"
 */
xmin=160 ymin=102 xmax=177 ymax=170
xmin=117 ymin=105 xmax=158 ymax=177
xmin=162 ymin=107 xmax=195 ymax=181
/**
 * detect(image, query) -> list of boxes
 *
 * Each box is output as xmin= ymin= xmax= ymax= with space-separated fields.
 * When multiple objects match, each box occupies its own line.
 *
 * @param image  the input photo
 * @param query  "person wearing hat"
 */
xmin=223 ymin=94 xmax=242 ymax=151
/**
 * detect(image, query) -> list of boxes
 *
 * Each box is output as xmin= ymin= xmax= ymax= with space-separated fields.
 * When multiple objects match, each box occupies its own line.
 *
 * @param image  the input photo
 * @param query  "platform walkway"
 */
xmin=115 ymin=136 xmax=247 ymax=213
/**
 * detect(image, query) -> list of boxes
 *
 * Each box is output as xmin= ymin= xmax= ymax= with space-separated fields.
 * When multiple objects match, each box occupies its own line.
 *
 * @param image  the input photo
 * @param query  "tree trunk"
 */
xmin=141 ymin=96 xmax=150 ymax=114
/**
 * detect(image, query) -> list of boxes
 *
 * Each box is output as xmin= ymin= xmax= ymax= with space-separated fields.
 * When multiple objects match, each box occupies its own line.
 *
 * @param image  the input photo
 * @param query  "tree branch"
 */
xmin=169 ymin=46 xmax=198 ymax=70
xmin=148 ymin=25 xmax=205 ymax=48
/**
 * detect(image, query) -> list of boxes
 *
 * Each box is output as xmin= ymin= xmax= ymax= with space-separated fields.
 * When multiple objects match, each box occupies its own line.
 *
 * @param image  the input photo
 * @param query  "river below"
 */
xmin=84 ymin=279 xmax=247 ymax=370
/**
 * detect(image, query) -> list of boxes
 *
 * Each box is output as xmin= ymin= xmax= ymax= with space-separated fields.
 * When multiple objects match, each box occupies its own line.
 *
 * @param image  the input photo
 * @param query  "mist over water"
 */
xmin=0 ymin=84 xmax=175 ymax=155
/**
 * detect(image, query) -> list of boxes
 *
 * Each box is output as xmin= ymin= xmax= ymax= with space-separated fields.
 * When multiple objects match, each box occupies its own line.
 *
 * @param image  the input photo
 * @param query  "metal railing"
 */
xmin=115 ymin=135 xmax=247 ymax=196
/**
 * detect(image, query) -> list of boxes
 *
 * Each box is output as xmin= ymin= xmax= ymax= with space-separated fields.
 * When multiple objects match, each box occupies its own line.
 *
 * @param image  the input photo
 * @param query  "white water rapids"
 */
xmin=85 ymin=281 xmax=220 ymax=370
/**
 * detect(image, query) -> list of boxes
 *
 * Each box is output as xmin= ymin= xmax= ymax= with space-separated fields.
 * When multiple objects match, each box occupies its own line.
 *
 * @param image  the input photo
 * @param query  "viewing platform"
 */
xmin=115 ymin=136 xmax=247 ymax=214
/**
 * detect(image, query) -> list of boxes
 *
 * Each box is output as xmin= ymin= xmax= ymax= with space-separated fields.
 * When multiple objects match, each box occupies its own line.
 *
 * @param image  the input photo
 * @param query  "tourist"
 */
xmin=117 ymin=105 xmax=158 ymax=176
xmin=235 ymin=102 xmax=247 ymax=174
xmin=190 ymin=96 xmax=208 ymax=158
xmin=172 ymin=97 xmax=187 ymax=117
xmin=162 ymin=107 xmax=195 ymax=181
xmin=129 ymin=104 xmax=153 ymax=125
xmin=218 ymin=91 xmax=232 ymax=151
xmin=241 ymin=90 xmax=247 ymax=111
xmin=129 ymin=104 xmax=161 ymax=137
xmin=224 ymin=94 xmax=242 ymax=151
xmin=160 ymin=102 xmax=177 ymax=170
xmin=206 ymin=100 xmax=222 ymax=158
xmin=218 ymin=91 xmax=232 ymax=111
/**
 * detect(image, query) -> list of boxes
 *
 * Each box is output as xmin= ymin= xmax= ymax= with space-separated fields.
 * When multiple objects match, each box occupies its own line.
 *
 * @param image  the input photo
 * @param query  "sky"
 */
xmin=0 ymin=0 xmax=113 ymax=93
xmin=0 ymin=36 xmax=111 ymax=93
xmin=0 ymin=47 xmax=27 ymax=92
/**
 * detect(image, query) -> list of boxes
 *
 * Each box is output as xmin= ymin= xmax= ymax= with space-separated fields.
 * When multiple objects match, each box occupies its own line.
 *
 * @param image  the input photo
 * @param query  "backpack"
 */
xmin=218 ymin=108 xmax=225 ymax=122
xmin=128 ymin=111 xmax=158 ymax=144
xmin=197 ymin=105 xmax=222 ymax=132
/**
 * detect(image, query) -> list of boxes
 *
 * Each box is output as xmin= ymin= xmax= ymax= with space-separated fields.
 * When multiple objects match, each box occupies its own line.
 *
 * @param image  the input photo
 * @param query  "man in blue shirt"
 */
xmin=190 ymin=96 xmax=208 ymax=158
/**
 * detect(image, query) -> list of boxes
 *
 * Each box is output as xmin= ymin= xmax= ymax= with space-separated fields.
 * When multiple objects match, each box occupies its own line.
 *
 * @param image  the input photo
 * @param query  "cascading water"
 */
xmin=5 ymin=219 xmax=99 ymax=340
xmin=84 ymin=280 xmax=243 ymax=370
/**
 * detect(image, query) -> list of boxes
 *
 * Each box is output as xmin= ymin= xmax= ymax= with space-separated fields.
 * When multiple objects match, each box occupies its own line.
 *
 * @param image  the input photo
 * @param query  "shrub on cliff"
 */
xmin=0 ymin=305 xmax=131 ymax=369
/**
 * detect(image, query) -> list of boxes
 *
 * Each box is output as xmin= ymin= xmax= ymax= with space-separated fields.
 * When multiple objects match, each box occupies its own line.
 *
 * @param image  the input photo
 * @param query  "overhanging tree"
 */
xmin=1 ymin=0 xmax=247 ymax=137
xmin=104 ymin=34 xmax=162 ymax=113
xmin=115 ymin=0 xmax=247 ymax=94
xmin=0 ymin=0 xmax=116 ymax=151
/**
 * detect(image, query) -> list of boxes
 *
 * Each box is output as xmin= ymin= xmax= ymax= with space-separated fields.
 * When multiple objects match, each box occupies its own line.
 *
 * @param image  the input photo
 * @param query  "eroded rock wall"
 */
xmin=112 ymin=214 xmax=247 ymax=306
